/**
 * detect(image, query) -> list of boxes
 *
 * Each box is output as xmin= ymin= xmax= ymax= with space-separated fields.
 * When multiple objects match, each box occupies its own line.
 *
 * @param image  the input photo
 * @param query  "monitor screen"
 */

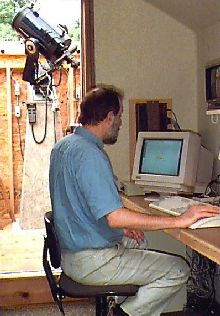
xmin=139 ymin=139 xmax=183 ymax=176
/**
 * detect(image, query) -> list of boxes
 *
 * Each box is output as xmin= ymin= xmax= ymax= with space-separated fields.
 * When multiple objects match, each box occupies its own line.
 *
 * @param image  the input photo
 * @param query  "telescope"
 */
xmin=12 ymin=4 xmax=80 ymax=86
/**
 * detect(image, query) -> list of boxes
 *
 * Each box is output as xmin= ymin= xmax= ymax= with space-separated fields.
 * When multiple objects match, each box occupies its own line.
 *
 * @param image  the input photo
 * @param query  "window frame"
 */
xmin=81 ymin=0 xmax=95 ymax=97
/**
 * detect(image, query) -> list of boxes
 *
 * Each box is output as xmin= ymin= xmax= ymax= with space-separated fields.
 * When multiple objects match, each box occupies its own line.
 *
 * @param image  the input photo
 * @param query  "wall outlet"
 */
xmin=15 ymin=105 xmax=21 ymax=118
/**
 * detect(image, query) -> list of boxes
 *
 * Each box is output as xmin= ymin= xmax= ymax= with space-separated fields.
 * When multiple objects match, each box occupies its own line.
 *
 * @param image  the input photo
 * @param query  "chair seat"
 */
xmin=60 ymin=272 xmax=139 ymax=298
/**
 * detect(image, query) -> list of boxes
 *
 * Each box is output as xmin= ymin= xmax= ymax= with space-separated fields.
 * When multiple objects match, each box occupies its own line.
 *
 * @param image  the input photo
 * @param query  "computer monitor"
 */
xmin=132 ymin=131 xmax=214 ymax=195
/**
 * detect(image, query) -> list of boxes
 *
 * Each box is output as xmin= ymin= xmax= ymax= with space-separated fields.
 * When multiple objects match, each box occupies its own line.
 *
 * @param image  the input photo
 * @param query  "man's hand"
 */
xmin=123 ymin=229 xmax=145 ymax=244
xmin=177 ymin=204 xmax=220 ymax=228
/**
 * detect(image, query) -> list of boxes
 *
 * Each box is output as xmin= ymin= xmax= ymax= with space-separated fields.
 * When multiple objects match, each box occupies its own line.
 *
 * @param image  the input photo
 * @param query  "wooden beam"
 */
xmin=68 ymin=67 xmax=74 ymax=126
xmin=6 ymin=66 xmax=15 ymax=219
xmin=0 ymin=55 xmax=25 ymax=69
xmin=0 ymin=274 xmax=81 ymax=307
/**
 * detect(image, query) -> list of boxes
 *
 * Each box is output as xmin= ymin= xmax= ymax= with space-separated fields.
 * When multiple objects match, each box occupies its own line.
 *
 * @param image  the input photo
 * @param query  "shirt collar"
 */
xmin=74 ymin=126 xmax=104 ymax=150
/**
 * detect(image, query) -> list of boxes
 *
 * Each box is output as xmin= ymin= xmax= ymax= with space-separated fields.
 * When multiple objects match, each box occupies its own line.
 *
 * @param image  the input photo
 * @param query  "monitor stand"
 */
xmin=144 ymin=191 xmax=162 ymax=202
xmin=119 ymin=181 xmax=145 ymax=196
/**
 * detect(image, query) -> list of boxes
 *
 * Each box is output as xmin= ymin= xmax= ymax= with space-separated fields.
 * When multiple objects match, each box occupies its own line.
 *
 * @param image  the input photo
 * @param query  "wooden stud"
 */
xmin=6 ymin=66 xmax=15 ymax=219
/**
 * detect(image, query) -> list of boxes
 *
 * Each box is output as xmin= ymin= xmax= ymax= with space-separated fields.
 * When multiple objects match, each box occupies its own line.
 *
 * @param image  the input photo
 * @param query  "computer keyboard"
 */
xmin=149 ymin=195 xmax=220 ymax=229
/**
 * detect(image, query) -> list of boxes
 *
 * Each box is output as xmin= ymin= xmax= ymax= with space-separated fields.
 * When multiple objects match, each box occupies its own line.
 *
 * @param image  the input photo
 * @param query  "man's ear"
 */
xmin=106 ymin=111 xmax=114 ymax=124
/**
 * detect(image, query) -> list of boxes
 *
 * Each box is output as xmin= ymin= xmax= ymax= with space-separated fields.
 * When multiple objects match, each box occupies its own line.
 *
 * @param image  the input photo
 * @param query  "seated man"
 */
xmin=49 ymin=85 xmax=219 ymax=316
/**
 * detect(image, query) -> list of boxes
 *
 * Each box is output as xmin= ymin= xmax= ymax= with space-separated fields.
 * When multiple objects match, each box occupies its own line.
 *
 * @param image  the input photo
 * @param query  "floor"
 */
xmin=0 ymin=220 xmax=44 ymax=275
xmin=1 ymin=301 xmax=96 ymax=316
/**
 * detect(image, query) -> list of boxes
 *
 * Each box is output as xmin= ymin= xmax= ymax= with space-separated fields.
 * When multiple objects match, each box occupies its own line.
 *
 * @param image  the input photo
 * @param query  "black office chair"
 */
xmin=43 ymin=211 xmax=139 ymax=316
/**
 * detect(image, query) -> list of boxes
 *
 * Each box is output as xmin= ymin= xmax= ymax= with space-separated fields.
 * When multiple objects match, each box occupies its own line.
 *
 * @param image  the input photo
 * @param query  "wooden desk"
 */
xmin=121 ymin=194 xmax=220 ymax=265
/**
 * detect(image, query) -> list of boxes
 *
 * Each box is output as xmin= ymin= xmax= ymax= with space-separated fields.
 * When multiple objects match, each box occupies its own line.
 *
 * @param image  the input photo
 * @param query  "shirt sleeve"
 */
xmin=75 ymin=149 xmax=123 ymax=220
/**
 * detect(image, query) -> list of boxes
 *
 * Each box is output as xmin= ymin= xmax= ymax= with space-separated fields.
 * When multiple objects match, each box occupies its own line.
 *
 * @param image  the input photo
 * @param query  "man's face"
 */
xmin=103 ymin=100 xmax=123 ymax=145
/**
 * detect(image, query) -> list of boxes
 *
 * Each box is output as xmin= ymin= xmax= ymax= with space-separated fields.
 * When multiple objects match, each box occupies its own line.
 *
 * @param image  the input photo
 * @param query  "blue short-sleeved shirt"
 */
xmin=49 ymin=126 xmax=124 ymax=252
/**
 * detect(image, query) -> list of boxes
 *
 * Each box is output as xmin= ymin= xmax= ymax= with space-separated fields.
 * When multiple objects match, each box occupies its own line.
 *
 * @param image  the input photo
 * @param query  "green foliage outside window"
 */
xmin=68 ymin=19 xmax=81 ymax=42
xmin=0 ymin=0 xmax=28 ymax=40
xmin=0 ymin=0 xmax=81 ymax=42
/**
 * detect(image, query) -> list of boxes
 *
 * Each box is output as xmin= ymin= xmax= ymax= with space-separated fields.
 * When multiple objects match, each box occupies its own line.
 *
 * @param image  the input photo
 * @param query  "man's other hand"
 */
xmin=123 ymin=229 xmax=145 ymax=244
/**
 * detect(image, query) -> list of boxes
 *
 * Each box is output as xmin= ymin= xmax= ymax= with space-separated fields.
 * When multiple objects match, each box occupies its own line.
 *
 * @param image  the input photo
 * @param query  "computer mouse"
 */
xmin=190 ymin=215 xmax=220 ymax=229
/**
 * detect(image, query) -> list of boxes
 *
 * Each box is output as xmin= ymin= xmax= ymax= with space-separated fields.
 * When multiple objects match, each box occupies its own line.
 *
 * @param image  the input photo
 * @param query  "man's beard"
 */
xmin=103 ymin=124 xmax=119 ymax=145
xmin=103 ymin=137 xmax=118 ymax=145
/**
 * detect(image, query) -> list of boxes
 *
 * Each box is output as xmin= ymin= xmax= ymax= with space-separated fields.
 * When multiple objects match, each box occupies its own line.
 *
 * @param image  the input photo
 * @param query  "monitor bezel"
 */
xmin=132 ymin=131 xmax=201 ymax=190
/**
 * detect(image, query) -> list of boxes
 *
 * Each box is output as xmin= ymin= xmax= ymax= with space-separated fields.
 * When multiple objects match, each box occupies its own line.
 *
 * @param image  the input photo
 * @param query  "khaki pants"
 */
xmin=61 ymin=237 xmax=190 ymax=316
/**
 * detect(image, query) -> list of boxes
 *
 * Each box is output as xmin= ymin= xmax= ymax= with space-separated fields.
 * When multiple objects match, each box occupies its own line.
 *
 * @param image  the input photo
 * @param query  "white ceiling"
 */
xmin=145 ymin=0 xmax=220 ymax=32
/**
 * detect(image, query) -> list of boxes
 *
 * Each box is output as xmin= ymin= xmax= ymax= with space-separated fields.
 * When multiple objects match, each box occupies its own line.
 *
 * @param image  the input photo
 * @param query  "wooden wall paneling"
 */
xmin=0 ymin=63 xmax=25 ymax=220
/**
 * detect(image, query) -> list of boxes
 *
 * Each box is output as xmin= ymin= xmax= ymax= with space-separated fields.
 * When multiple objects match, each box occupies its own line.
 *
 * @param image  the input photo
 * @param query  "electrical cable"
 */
xmin=53 ymin=110 xmax=57 ymax=144
xmin=204 ymin=173 xmax=220 ymax=198
xmin=31 ymin=96 xmax=48 ymax=144
xmin=53 ymin=68 xmax=63 ymax=87
xmin=16 ymin=93 xmax=24 ymax=160
xmin=64 ymin=68 xmax=70 ymax=134
xmin=10 ymin=72 xmax=24 ymax=159
xmin=73 ymin=67 xmax=80 ymax=124
xmin=30 ymin=74 xmax=56 ymax=144
xmin=16 ymin=115 xmax=24 ymax=160
xmin=185 ymin=249 xmax=217 ymax=314
xmin=166 ymin=109 xmax=182 ymax=131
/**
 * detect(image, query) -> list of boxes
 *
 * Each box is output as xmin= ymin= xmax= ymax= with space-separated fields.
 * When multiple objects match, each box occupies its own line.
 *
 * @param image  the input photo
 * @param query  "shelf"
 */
xmin=206 ymin=109 xmax=220 ymax=115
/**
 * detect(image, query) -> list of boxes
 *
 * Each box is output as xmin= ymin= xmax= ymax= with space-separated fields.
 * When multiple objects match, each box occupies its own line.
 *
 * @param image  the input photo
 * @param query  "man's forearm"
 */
xmin=106 ymin=207 xmax=179 ymax=231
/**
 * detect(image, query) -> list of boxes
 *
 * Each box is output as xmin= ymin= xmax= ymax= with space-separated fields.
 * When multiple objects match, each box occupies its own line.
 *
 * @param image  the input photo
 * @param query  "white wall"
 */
xmin=94 ymin=0 xmax=198 ymax=181
xmin=197 ymin=22 xmax=220 ymax=177
xmin=93 ymin=0 xmax=220 ymax=306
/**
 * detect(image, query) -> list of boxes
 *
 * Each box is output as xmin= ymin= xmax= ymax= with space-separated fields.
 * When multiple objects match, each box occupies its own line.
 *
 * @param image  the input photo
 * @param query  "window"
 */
xmin=0 ymin=0 xmax=95 ymax=219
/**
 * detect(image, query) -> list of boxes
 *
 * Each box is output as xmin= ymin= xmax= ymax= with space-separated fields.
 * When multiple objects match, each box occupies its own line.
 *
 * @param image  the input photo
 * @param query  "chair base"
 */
xmin=96 ymin=296 xmax=108 ymax=316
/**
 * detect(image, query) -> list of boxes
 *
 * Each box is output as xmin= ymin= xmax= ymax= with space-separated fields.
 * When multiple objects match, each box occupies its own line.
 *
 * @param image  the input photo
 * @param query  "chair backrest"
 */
xmin=44 ymin=211 xmax=61 ymax=269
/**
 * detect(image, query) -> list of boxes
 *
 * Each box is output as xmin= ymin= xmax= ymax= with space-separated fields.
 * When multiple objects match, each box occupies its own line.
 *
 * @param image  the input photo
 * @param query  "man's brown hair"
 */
xmin=78 ymin=84 xmax=124 ymax=125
